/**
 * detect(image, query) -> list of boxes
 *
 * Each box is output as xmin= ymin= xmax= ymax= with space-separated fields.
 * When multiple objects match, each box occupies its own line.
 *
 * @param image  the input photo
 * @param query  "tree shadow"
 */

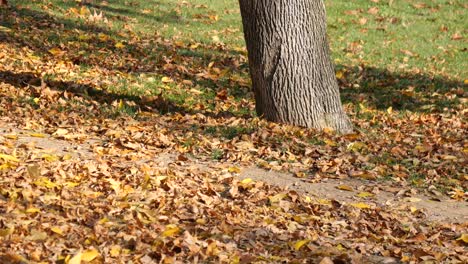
xmin=0 ymin=2 xmax=464 ymax=121
xmin=337 ymin=65 xmax=465 ymax=113
xmin=86 ymin=1 xmax=188 ymax=25
xmin=0 ymin=70 xmax=183 ymax=115
xmin=0 ymin=4 xmax=249 ymax=110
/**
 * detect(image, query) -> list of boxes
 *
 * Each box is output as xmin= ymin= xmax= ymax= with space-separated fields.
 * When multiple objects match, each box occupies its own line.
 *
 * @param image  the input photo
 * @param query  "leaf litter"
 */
xmin=0 ymin=1 xmax=467 ymax=263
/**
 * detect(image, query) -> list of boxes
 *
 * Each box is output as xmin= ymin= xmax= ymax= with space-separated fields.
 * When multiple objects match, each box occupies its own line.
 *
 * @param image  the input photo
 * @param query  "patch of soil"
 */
xmin=0 ymin=119 xmax=95 ymax=159
xmin=1 ymin=119 xmax=466 ymax=224
xmin=238 ymin=167 xmax=467 ymax=223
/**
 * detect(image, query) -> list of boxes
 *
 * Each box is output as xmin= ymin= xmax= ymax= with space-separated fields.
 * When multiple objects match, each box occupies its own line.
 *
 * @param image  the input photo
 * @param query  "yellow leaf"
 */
xmin=337 ymin=185 xmax=353 ymax=191
xmin=98 ymin=218 xmax=109 ymax=225
xmin=0 ymin=25 xmax=12 ymax=33
xmin=161 ymin=77 xmax=173 ymax=83
xmin=401 ymin=256 xmax=410 ymax=262
xmin=50 ymin=226 xmax=64 ymax=235
xmin=387 ymin=106 xmax=393 ymax=114
xmin=324 ymin=139 xmax=337 ymax=146
xmin=335 ymin=70 xmax=344 ymax=79
xmin=29 ymin=132 xmax=47 ymax=138
xmin=356 ymin=192 xmax=374 ymax=198
xmin=4 ymin=134 xmax=18 ymax=140
xmin=68 ymin=251 xmax=82 ymax=264
xmin=190 ymin=43 xmax=200 ymax=49
xmin=115 ymin=42 xmax=125 ymax=49
xmin=347 ymin=142 xmax=366 ymax=152
xmin=269 ymin=193 xmax=288 ymax=203
xmin=162 ymin=225 xmax=180 ymax=237
xmin=33 ymin=177 xmax=58 ymax=189
xmin=317 ymin=199 xmax=331 ymax=205
xmin=48 ymin=47 xmax=64 ymax=56
xmin=33 ymin=98 xmax=40 ymax=104
xmin=212 ymin=35 xmax=221 ymax=43
xmin=293 ymin=239 xmax=310 ymax=251
xmin=336 ymin=244 xmax=345 ymax=251
xmin=54 ymin=128 xmax=69 ymax=136
xmin=350 ymin=202 xmax=371 ymax=209
xmin=295 ymin=172 xmax=307 ymax=178
xmin=0 ymin=163 xmax=15 ymax=170
xmin=26 ymin=207 xmax=41 ymax=213
xmin=81 ymin=249 xmax=99 ymax=262
xmin=228 ymin=167 xmax=241 ymax=173
xmin=78 ymin=35 xmax=90 ymax=41
xmin=80 ymin=6 xmax=90 ymax=16
xmin=98 ymin=33 xmax=109 ymax=41
xmin=456 ymin=234 xmax=468 ymax=244
xmin=42 ymin=154 xmax=59 ymax=162
xmin=107 ymin=178 xmax=121 ymax=194
xmin=63 ymin=182 xmax=80 ymax=188
xmin=0 ymin=153 xmax=19 ymax=162
xmin=404 ymin=197 xmax=422 ymax=203
xmin=110 ymin=245 xmax=121 ymax=257
xmin=62 ymin=154 xmax=73 ymax=161
xmin=240 ymin=178 xmax=252 ymax=184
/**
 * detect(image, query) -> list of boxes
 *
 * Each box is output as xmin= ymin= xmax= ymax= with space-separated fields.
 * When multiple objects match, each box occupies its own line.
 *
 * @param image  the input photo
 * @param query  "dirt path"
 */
xmin=237 ymin=167 xmax=467 ymax=223
xmin=1 ymin=120 xmax=466 ymax=224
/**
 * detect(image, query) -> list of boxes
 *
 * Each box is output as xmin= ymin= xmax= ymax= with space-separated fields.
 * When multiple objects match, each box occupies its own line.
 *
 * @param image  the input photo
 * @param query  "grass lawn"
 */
xmin=1 ymin=0 xmax=466 ymax=189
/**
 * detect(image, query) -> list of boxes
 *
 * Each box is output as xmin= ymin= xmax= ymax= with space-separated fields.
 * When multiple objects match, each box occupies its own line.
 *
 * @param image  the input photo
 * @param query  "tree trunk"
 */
xmin=239 ymin=0 xmax=353 ymax=134
xmin=0 ymin=0 xmax=8 ymax=6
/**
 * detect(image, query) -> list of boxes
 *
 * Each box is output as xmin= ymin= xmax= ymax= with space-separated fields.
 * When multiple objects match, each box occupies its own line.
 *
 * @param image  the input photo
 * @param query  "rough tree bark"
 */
xmin=239 ymin=0 xmax=353 ymax=133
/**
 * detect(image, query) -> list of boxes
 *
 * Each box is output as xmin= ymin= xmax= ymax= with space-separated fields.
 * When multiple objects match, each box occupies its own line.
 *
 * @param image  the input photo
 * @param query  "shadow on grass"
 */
xmin=338 ymin=65 xmax=465 ymax=112
xmin=87 ymin=1 xmax=187 ymax=25
xmin=0 ymin=70 xmax=182 ymax=115
xmin=0 ymin=3 xmax=464 ymax=119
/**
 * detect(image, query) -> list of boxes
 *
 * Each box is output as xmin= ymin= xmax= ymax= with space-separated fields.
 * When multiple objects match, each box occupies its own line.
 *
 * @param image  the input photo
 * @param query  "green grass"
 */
xmin=23 ymin=0 xmax=466 ymax=77
xmin=4 ymin=0 xmax=464 ymax=116
xmin=327 ymin=0 xmax=467 ymax=77
xmin=0 ymin=0 xmax=466 ymax=190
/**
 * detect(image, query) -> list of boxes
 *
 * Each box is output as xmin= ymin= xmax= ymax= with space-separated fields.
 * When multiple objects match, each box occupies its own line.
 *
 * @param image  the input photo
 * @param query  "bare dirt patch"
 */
xmin=1 ymin=119 xmax=466 ymax=224
xmin=0 ymin=119 xmax=95 ymax=159
xmin=238 ymin=167 xmax=467 ymax=223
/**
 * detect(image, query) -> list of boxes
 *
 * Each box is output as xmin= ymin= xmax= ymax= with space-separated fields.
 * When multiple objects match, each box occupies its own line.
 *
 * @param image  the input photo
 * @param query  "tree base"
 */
xmin=316 ymin=112 xmax=353 ymax=134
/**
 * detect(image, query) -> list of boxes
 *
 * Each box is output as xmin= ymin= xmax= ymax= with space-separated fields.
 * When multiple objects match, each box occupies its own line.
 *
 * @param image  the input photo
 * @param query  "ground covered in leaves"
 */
xmin=0 ymin=0 xmax=467 ymax=263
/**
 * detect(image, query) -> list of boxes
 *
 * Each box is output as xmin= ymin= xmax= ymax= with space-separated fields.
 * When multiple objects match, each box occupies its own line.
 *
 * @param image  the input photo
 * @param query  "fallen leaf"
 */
xmin=162 ymin=225 xmax=180 ymax=237
xmin=69 ymin=251 xmax=82 ymax=264
xmin=81 ymin=249 xmax=99 ymax=262
xmin=350 ymin=202 xmax=371 ymax=209
xmin=293 ymin=239 xmax=310 ymax=251
xmin=357 ymin=192 xmax=374 ymax=198
xmin=337 ymin=185 xmax=354 ymax=191
xmin=269 ymin=193 xmax=288 ymax=203
xmin=456 ymin=234 xmax=468 ymax=244
xmin=115 ymin=42 xmax=125 ymax=49
xmin=161 ymin=76 xmax=173 ymax=83
xmin=29 ymin=133 xmax=47 ymax=138
xmin=0 ymin=153 xmax=19 ymax=162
